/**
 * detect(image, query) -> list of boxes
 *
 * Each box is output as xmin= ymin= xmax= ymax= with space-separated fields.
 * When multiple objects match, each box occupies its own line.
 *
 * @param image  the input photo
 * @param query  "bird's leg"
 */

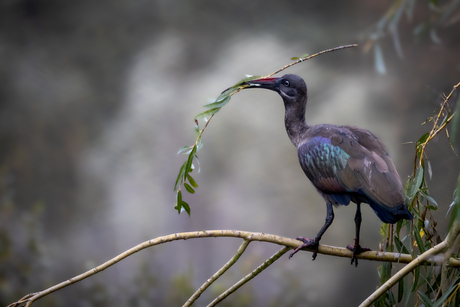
xmin=346 ymin=203 xmax=371 ymax=267
xmin=289 ymin=202 xmax=334 ymax=260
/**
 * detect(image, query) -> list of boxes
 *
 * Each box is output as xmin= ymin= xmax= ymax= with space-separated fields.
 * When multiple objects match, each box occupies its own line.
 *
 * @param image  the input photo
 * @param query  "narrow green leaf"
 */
xmin=394 ymin=236 xmax=409 ymax=255
xmin=174 ymin=190 xmax=183 ymax=213
xmin=380 ymin=262 xmax=392 ymax=283
xmin=396 ymin=219 xmax=403 ymax=237
xmin=417 ymin=290 xmax=433 ymax=307
xmin=416 ymin=132 xmax=430 ymax=148
xmin=388 ymin=291 xmax=396 ymax=306
xmin=181 ymin=200 xmax=191 ymax=216
xmin=187 ymin=174 xmax=199 ymax=188
xmin=432 ymin=277 xmax=460 ymax=307
xmin=240 ymin=75 xmax=262 ymax=83
xmin=375 ymin=295 xmax=385 ymax=307
xmin=203 ymin=96 xmax=231 ymax=109
xmin=290 ymin=56 xmax=300 ymax=60
xmin=222 ymin=75 xmax=262 ymax=93
xmin=420 ymin=191 xmax=438 ymax=209
xmin=177 ymin=190 xmax=182 ymax=203
xmin=398 ymin=275 xmax=405 ymax=303
xmin=218 ymin=87 xmax=238 ymax=100
xmin=186 ymin=146 xmax=197 ymax=173
xmin=184 ymin=183 xmax=195 ymax=194
xmin=403 ymin=284 xmax=413 ymax=307
xmin=177 ymin=146 xmax=193 ymax=155
xmin=195 ymin=107 xmax=221 ymax=119
xmin=394 ymin=235 xmax=403 ymax=253
xmin=174 ymin=162 xmax=187 ymax=191
xmin=380 ymin=222 xmax=387 ymax=237
xmin=410 ymin=267 xmax=420 ymax=293
xmin=409 ymin=167 xmax=424 ymax=199
xmin=301 ymin=53 xmax=309 ymax=58
xmin=414 ymin=226 xmax=426 ymax=253
xmin=420 ymin=273 xmax=436 ymax=296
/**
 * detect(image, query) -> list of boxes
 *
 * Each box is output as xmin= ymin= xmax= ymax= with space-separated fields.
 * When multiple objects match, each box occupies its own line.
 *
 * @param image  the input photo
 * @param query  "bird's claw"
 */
xmin=289 ymin=237 xmax=319 ymax=260
xmin=346 ymin=244 xmax=371 ymax=267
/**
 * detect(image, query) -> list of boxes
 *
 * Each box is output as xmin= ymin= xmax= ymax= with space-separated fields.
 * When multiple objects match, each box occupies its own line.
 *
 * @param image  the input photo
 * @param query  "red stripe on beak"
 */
xmin=249 ymin=77 xmax=279 ymax=83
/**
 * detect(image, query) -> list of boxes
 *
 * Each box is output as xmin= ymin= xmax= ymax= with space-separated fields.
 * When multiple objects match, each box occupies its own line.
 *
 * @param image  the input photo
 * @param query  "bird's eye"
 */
xmin=283 ymin=80 xmax=290 ymax=87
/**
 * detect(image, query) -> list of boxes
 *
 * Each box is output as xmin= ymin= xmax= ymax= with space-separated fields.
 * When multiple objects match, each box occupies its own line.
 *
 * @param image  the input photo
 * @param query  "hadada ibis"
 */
xmin=243 ymin=74 xmax=413 ymax=266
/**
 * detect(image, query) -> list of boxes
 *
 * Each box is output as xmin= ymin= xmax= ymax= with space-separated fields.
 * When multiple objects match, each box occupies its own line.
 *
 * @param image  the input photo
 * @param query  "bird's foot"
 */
xmin=346 ymin=243 xmax=371 ymax=267
xmin=289 ymin=237 xmax=319 ymax=260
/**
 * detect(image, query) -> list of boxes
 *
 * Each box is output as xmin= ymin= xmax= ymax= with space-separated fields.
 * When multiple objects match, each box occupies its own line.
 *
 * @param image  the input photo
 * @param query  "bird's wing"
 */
xmin=336 ymin=126 xmax=404 ymax=207
xmin=298 ymin=129 xmax=404 ymax=208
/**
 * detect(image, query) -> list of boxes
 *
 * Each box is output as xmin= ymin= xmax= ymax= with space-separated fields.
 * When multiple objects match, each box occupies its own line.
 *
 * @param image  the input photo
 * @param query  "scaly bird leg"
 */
xmin=346 ymin=203 xmax=371 ymax=267
xmin=289 ymin=202 xmax=334 ymax=260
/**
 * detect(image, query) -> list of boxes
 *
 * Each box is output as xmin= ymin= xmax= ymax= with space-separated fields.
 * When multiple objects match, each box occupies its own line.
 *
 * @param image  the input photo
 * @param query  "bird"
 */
xmin=242 ymin=74 xmax=413 ymax=266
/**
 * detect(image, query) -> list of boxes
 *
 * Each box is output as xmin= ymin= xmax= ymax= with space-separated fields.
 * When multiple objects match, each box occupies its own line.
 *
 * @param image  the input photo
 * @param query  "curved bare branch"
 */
xmin=8 ymin=229 xmax=460 ymax=307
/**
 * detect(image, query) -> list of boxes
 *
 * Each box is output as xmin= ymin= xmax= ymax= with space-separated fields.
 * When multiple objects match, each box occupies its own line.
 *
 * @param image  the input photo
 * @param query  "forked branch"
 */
xmin=8 ymin=230 xmax=460 ymax=307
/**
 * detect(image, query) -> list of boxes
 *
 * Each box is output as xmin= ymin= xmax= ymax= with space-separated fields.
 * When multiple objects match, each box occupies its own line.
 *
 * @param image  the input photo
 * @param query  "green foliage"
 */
xmin=173 ymin=77 xmax=252 ymax=215
xmin=375 ymin=84 xmax=460 ymax=307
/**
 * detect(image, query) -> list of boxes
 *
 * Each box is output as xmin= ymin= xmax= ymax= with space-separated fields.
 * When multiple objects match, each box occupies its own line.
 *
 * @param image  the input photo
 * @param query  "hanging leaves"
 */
xmin=376 ymin=81 xmax=460 ymax=307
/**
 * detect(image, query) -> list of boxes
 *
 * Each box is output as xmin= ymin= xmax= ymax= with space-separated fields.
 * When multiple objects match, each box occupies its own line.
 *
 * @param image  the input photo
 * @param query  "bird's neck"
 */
xmin=284 ymin=102 xmax=309 ymax=148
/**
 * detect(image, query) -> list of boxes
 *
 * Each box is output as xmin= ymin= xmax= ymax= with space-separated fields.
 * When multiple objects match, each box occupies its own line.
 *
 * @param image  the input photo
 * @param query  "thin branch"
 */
xmin=418 ymin=81 xmax=460 ymax=167
xmin=207 ymin=246 xmax=290 ymax=307
xmin=266 ymin=44 xmax=358 ymax=77
xmin=360 ymin=240 xmax=448 ymax=307
xmin=183 ymin=239 xmax=250 ymax=307
xmin=9 ymin=229 xmax=460 ymax=307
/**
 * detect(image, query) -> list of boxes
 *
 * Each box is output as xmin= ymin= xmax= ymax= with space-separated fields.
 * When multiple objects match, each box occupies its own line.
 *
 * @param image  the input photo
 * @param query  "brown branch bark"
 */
xmin=8 ymin=229 xmax=460 ymax=307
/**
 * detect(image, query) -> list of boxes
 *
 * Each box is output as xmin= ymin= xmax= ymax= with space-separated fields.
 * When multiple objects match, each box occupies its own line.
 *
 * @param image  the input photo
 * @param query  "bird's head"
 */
xmin=242 ymin=74 xmax=307 ymax=105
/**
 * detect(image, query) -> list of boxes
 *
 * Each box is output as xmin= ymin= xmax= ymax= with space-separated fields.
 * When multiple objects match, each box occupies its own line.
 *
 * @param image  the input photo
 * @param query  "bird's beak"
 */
xmin=242 ymin=77 xmax=280 ymax=91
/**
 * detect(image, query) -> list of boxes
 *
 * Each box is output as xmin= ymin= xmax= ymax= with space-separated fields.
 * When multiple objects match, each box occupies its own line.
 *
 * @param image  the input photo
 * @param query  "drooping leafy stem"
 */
xmin=375 ymin=80 xmax=460 ymax=307
xmin=173 ymin=44 xmax=358 ymax=215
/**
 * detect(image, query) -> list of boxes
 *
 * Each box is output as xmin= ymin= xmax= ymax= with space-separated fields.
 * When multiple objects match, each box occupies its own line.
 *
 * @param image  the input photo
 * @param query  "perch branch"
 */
xmin=9 ymin=229 xmax=460 ymax=307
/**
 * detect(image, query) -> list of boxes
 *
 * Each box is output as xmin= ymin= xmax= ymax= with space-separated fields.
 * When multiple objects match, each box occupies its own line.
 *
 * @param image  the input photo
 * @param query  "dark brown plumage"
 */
xmin=244 ymin=74 xmax=412 ymax=266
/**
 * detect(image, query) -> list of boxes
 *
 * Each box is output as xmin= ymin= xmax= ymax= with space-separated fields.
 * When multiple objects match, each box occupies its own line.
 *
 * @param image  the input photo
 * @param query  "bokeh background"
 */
xmin=1 ymin=1 xmax=460 ymax=306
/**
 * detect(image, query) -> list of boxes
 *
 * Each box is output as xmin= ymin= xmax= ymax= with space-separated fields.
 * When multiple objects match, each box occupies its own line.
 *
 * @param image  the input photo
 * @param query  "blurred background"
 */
xmin=1 ymin=1 xmax=459 ymax=306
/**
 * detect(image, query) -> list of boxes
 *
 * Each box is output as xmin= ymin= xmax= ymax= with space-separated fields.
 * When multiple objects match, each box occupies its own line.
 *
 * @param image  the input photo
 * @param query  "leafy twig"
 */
xmin=174 ymin=44 xmax=358 ymax=214
xmin=360 ymin=239 xmax=448 ymax=307
xmin=374 ymin=81 xmax=460 ymax=306
xmin=360 ymin=220 xmax=460 ymax=307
